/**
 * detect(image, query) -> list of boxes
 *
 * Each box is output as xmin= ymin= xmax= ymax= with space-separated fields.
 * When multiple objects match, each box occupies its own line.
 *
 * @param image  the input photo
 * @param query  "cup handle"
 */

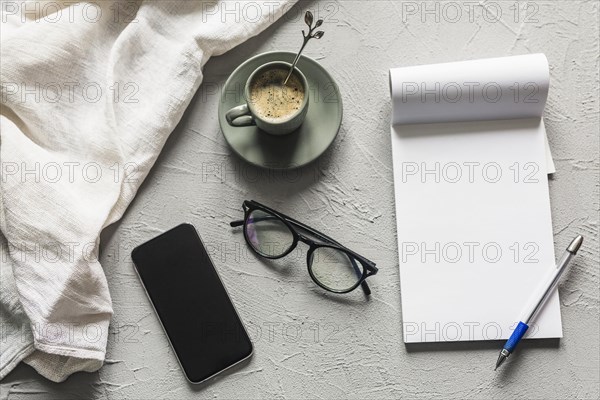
xmin=226 ymin=104 xmax=255 ymax=127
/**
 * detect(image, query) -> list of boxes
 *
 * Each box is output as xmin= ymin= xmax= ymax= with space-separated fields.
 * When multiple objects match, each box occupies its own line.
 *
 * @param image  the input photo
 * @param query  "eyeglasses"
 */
xmin=230 ymin=200 xmax=378 ymax=295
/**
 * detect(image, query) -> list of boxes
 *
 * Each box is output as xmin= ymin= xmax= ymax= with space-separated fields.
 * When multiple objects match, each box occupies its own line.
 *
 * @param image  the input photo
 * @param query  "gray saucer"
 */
xmin=218 ymin=51 xmax=343 ymax=169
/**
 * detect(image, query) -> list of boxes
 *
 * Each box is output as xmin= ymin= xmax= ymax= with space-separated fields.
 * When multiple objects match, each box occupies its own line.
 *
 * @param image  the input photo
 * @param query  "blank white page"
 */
xmin=390 ymin=55 xmax=561 ymax=343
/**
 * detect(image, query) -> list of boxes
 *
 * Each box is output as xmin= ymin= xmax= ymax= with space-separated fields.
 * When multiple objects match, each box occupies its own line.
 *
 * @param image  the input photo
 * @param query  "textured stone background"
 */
xmin=2 ymin=1 xmax=599 ymax=399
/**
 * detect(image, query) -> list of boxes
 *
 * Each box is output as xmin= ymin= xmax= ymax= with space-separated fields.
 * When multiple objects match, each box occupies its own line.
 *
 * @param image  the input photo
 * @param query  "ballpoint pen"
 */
xmin=495 ymin=235 xmax=584 ymax=370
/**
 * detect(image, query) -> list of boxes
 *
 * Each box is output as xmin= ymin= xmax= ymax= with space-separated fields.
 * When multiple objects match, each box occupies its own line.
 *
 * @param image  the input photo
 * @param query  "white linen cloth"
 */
xmin=0 ymin=0 xmax=296 ymax=382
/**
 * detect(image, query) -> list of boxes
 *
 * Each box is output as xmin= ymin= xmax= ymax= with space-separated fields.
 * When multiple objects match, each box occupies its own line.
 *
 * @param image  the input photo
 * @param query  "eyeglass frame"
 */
xmin=230 ymin=200 xmax=378 ymax=295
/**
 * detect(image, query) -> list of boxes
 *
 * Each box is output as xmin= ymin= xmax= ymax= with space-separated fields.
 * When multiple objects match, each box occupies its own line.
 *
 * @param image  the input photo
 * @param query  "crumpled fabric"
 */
xmin=0 ymin=0 xmax=296 ymax=382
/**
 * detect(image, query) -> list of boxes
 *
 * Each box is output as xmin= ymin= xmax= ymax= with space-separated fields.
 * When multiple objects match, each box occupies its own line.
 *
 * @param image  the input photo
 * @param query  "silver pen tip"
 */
xmin=495 ymin=355 xmax=506 ymax=371
xmin=495 ymin=349 xmax=510 ymax=371
xmin=567 ymin=235 xmax=584 ymax=254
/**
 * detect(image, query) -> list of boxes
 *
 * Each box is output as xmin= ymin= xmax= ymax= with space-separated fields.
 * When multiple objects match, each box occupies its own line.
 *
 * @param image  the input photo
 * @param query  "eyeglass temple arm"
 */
xmin=231 ymin=218 xmax=336 ymax=244
xmin=360 ymin=279 xmax=371 ymax=296
xmin=230 ymin=218 xmax=372 ymax=296
xmin=231 ymin=217 xmax=358 ymax=257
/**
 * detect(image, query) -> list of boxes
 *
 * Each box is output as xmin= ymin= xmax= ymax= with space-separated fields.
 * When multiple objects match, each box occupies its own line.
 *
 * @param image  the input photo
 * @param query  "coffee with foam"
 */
xmin=249 ymin=68 xmax=305 ymax=122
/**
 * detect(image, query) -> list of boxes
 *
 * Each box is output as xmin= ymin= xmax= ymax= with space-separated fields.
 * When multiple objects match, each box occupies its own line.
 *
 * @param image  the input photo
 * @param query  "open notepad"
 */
xmin=390 ymin=54 xmax=561 ymax=343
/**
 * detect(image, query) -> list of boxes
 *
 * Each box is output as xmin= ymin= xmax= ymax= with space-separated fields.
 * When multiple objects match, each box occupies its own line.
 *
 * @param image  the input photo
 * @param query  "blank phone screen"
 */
xmin=131 ymin=224 xmax=253 ymax=383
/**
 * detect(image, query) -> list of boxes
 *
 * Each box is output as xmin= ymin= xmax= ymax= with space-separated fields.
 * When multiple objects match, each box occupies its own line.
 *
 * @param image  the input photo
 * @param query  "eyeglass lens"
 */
xmin=245 ymin=209 xmax=294 ymax=257
xmin=309 ymin=247 xmax=363 ymax=292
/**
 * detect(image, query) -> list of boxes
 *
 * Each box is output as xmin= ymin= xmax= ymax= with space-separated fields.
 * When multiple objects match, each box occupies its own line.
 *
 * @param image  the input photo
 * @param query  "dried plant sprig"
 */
xmin=284 ymin=11 xmax=325 ymax=85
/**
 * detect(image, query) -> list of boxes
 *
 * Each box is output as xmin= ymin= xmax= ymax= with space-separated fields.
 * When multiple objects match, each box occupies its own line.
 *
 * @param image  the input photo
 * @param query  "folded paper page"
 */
xmin=390 ymin=54 xmax=555 ymax=173
xmin=390 ymin=54 xmax=561 ymax=343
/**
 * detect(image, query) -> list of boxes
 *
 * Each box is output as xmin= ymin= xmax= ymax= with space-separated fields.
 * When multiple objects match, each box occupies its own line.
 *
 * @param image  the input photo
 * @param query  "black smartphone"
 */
xmin=131 ymin=223 xmax=253 ymax=384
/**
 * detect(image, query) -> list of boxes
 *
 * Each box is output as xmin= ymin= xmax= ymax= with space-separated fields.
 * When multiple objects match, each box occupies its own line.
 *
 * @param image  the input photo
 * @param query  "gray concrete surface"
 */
xmin=1 ymin=1 xmax=599 ymax=399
